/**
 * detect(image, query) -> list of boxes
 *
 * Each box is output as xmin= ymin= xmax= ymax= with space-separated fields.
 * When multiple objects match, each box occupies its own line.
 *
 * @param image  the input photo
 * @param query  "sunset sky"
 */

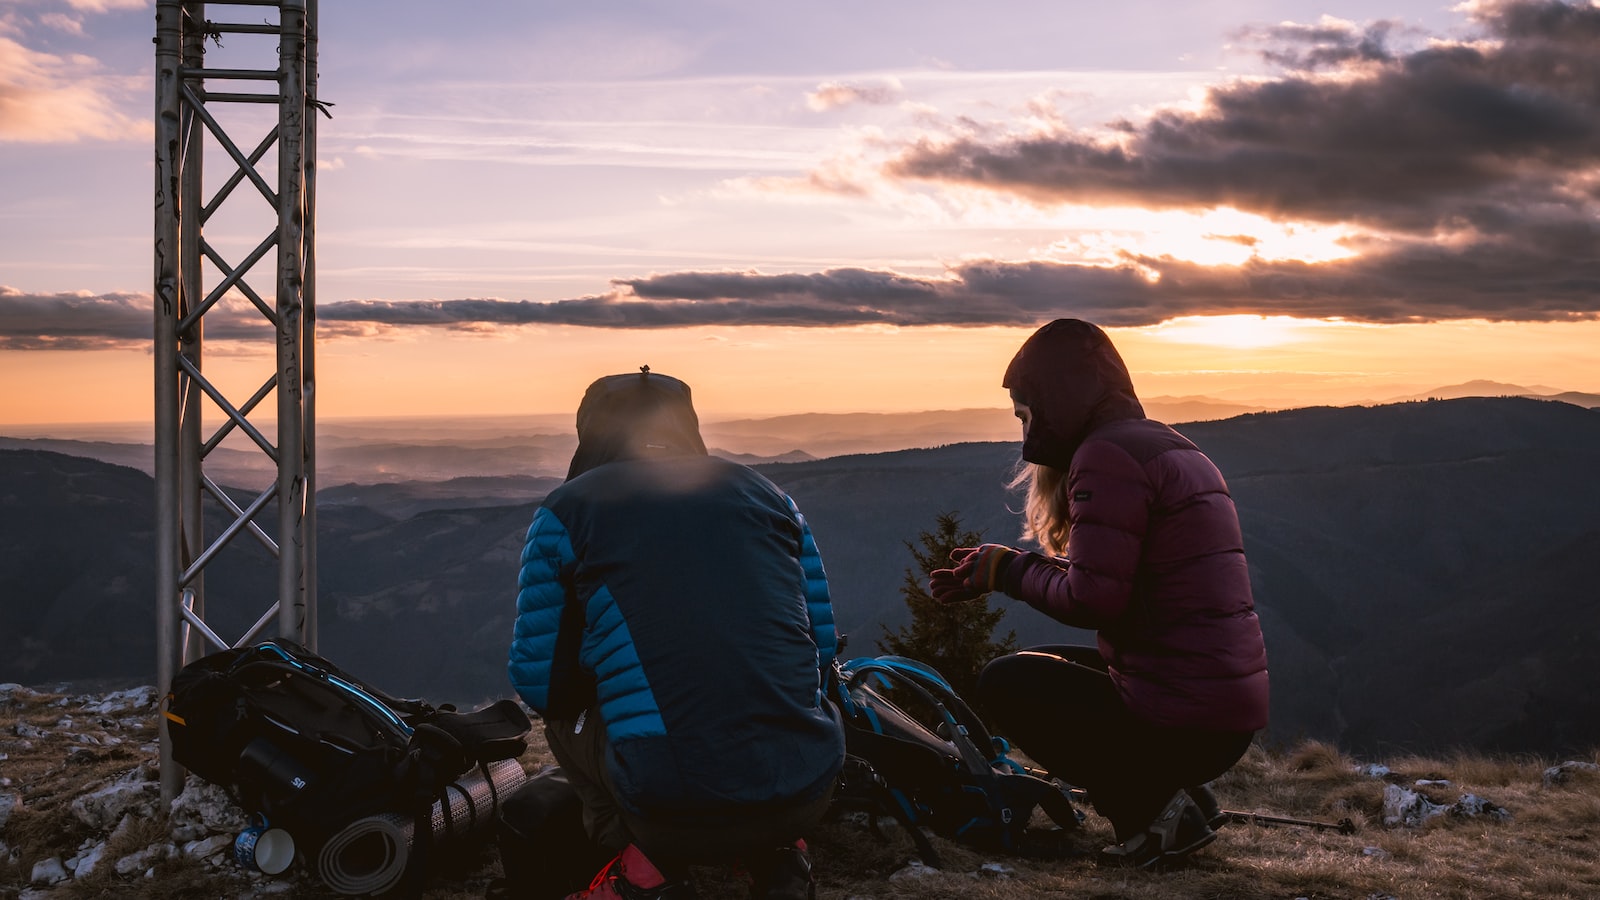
xmin=3 ymin=0 xmax=1599 ymax=427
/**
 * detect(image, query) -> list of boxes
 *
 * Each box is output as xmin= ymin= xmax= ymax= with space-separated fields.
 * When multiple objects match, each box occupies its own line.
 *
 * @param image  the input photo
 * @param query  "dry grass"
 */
xmin=5 ymin=689 xmax=1600 ymax=899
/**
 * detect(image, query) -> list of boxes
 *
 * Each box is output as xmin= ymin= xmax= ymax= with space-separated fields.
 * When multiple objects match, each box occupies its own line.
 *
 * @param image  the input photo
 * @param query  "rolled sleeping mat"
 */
xmin=316 ymin=758 xmax=530 ymax=896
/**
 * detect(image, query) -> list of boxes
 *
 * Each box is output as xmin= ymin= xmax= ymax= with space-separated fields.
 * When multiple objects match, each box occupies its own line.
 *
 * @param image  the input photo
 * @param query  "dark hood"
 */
xmin=565 ymin=371 xmax=709 ymax=481
xmin=1002 ymin=319 xmax=1145 ymax=469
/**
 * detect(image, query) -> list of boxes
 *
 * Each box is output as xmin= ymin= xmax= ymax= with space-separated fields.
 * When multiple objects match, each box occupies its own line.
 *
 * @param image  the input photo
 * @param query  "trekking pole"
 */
xmin=1223 ymin=810 xmax=1358 ymax=835
xmin=1008 ymin=763 xmax=1354 ymax=834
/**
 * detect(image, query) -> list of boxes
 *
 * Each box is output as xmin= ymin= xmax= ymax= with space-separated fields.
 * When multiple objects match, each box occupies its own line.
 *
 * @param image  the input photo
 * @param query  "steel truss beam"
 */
xmin=154 ymin=0 xmax=321 ymax=803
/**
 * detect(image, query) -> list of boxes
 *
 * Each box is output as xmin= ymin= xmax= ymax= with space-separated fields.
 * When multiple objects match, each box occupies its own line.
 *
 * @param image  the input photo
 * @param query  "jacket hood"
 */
xmin=565 ymin=370 xmax=708 ymax=480
xmin=1002 ymin=319 xmax=1145 ymax=469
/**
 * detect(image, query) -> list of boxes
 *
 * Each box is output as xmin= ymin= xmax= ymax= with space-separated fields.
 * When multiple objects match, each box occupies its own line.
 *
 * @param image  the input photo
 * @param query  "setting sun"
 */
xmin=1143 ymin=314 xmax=1328 ymax=349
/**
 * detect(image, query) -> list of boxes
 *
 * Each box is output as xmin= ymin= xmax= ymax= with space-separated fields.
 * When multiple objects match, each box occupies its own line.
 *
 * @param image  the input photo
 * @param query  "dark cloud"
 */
xmin=313 ymin=217 xmax=1600 ymax=330
xmin=0 ymin=289 xmax=149 ymax=350
xmin=10 ymin=210 xmax=1600 ymax=349
xmin=612 ymin=222 xmax=1600 ymax=325
xmin=0 ymin=287 xmax=274 ymax=350
xmin=1248 ymin=19 xmax=1401 ymax=70
xmin=884 ymin=0 xmax=1600 ymax=235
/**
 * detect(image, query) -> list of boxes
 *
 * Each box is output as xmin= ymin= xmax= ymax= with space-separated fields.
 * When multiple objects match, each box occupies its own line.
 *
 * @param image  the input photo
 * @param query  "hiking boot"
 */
xmin=748 ymin=840 xmax=814 ymax=900
xmin=1097 ymin=789 xmax=1217 ymax=870
xmin=565 ymin=844 xmax=700 ymax=900
xmin=1187 ymin=783 xmax=1230 ymax=831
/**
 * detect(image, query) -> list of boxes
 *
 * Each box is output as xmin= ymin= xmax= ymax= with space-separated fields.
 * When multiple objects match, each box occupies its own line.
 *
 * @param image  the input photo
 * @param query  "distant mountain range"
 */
xmin=1382 ymin=379 xmax=1600 ymax=408
xmin=6 ymin=384 xmax=1595 ymax=490
xmin=3 ymin=396 xmax=1598 ymax=757
xmin=0 ymin=394 xmax=1267 ymax=487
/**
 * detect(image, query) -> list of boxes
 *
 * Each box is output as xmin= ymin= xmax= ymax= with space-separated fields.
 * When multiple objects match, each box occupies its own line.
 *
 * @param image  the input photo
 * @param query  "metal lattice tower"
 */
xmin=153 ymin=0 xmax=321 ymax=802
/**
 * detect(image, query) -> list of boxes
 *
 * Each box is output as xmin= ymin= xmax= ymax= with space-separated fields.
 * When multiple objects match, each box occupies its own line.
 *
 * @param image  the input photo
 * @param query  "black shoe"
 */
xmin=1187 ymin=784 xmax=1230 ymax=831
xmin=749 ymin=840 xmax=814 ymax=900
xmin=1097 ymin=790 xmax=1217 ymax=870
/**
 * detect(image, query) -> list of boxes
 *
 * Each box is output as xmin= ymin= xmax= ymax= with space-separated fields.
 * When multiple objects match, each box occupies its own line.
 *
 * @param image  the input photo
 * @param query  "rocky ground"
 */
xmin=5 ymin=682 xmax=1600 ymax=900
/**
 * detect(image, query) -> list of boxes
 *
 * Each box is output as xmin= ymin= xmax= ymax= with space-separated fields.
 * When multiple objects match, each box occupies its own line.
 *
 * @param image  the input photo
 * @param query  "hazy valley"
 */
xmin=3 ymin=392 xmax=1599 ymax=759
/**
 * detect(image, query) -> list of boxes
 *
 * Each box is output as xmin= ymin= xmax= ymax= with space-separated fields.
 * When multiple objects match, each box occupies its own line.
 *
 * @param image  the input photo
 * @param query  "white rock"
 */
xmin=30 ymin=856 xmax=69 ymax=885
xmin=0 ymin=792 xmax=17 ymax=830
xmin=183 ymin=834 xmax=233 ymax=860
xmin=1451 ymin=794 xmax=1511 ymax=822
xmin=1543 ymin=761 xmax=1600 ymax=787
xmin=1381 ymin=784 xmax=1449 ymax=828
xmin=169 ymin=775 xmax=250 ymax=841
xmin=12 ymin=722 xmax=45 ymax=739
xmin=1362 ymin=846 xmax=1391 ymax=860
xmin=889 ymin=858 xmax=939 ymax=881
xmin=977 ymin=861 xmax=1016 ymax=878
xmin=71 ymin=768 xmax=161 ymax=830
xmin=83 ymin=686 xmax=158 ymax=716
xmin=116 ymin=843 xmax=175 ymax=876
xmin=73 ymin=841 xmax=108 ymax=877
xmin=1357 ymin=763 xmax=1391 ymax=778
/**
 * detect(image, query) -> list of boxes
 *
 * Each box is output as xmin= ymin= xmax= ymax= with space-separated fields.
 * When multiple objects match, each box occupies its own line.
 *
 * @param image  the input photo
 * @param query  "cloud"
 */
xmin=881 ymin=0 xmax=1600 ymax=238
xmin=313 ymin=218 xmax=1600 ymax=330
xmin=62 ymin=0 xmax=148 ymax=12
xmin=37 ymin=13 xmax=85 ymax=36
xmin=0 ymin=287 xmax=273 ymax=350
xmin=11 ymin=209 xmax=1600 ymax=350
xmin=0 ymin=36 xmax=146 ymax=142
xmin=806 ymin=78 xmax=905 ymax=111
xmin=0 ymin=288 xmax=150 ymax=350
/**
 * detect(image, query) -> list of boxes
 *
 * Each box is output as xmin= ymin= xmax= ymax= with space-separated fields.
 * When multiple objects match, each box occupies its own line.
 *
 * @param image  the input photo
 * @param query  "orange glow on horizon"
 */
xmin=1141 ymin=315 xmax=1336 ymax=350
xmin=2 ymin=318 xmax=1597 ymax=430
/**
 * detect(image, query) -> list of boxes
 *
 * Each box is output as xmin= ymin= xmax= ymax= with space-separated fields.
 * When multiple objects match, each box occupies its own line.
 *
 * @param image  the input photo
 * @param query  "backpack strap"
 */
xmin=841 ymin=658 xmax=996 ymax=776
xmin=240 ymin=640 xmax=419 ymax=738
xmin=837 ymin=753 xmax=944 ymax=868
xmin=854 ymin=656 xmax=1006 ymax=766
xmin=412 ymin=699 xmax=531 ymax=764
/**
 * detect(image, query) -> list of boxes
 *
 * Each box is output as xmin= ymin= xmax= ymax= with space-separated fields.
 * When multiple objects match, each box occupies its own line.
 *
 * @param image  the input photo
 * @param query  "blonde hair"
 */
xmin=1008 ymin=461 xmax=1072 ymax=556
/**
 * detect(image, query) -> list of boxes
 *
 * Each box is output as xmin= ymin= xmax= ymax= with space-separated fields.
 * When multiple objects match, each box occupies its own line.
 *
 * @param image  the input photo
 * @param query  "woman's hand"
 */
xmin=928 ymin=543 xmax=1019 ymax=603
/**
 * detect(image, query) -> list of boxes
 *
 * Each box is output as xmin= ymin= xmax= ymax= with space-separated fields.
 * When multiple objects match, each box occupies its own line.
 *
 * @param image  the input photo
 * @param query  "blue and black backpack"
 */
xmin=164 ymin=639 xmax=531 ymax=852
xmin=826 ymin=654 xmax=1081 ymax=866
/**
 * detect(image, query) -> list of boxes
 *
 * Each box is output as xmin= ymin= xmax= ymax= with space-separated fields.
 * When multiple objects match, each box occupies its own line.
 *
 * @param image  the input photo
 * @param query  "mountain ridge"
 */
xmin=3 ymin=397 xmax=1597 ymax=756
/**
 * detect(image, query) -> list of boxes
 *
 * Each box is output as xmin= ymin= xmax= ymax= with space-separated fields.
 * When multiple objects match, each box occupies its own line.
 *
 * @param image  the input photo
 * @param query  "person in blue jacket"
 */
xmin=509 ymin=368 xmax=844 ymax=900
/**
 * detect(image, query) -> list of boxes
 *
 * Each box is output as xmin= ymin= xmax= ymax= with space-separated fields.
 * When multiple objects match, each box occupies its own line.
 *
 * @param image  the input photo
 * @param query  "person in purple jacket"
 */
xmin=929 ymin=318 xmax=1269 ymax=869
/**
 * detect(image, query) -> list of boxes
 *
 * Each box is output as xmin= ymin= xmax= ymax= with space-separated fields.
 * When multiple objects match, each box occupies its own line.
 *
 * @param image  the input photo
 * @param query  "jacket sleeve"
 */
xmin=1005 ymin=437 xmax=1151 ymax=629
xmin=791 ymin=500 xmax=837 ymax=670
xmin=508 ymin=506 xmax=586 ymax=716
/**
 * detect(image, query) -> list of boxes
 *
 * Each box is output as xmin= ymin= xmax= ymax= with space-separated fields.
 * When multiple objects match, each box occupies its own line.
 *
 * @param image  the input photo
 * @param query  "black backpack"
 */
xmin=163 ymin=639 xmax=531 ymax=852
xmin=826 ymin=654 xmax=1081 ymax=866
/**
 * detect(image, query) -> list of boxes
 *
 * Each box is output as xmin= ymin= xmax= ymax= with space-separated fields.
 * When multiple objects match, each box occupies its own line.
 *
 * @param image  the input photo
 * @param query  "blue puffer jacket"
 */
xmin=508 ymin=453 xmax=843 ymax=818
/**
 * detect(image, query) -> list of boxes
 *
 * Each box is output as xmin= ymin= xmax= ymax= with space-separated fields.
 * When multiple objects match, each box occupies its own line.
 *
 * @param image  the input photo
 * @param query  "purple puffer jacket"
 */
xmin=1001 ymin=320 xmax=1269 ymax=732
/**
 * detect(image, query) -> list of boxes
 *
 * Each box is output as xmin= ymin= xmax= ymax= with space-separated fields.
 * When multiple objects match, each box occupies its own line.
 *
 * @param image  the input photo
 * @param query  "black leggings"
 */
xmin=977 ymin=646 xmax=1254 ymax=841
